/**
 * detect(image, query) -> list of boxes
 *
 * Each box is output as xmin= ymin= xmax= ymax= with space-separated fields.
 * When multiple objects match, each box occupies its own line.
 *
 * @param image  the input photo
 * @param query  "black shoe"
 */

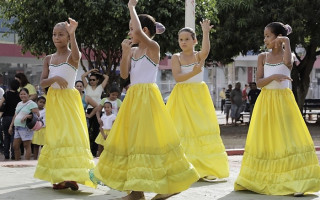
xmin=11 ymin=156 xmax=15 ymax=160
xmin=5 ymin=156 xmax=10 ymax=160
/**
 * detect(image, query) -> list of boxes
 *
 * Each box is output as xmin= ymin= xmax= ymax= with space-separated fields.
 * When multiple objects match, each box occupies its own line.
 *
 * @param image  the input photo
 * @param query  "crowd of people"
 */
xmin=0 ymin=0 xmax=319 ymax=199
xmin=0 ymin=71 xmax=123 ymax=162
xmin=220 ymin=81 xmax=261 ymax=125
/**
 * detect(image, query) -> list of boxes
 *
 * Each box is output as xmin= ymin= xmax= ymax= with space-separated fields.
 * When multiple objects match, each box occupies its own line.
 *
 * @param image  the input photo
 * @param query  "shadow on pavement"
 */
xmin=218 ymin=190 xmax=319 ymax=200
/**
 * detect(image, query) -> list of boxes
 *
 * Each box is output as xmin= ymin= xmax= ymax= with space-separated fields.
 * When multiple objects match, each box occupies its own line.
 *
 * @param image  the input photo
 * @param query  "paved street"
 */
xmin=1 ymin=155 xmax=320 ymax=200
xmin=1 ymin=111 xmax=320 ymax=199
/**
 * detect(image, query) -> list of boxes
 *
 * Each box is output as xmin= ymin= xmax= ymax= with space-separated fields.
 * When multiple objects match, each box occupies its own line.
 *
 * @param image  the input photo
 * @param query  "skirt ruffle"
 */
xmin=34 ymin=88 xmax=96 ymax=188
xmin=234 ymin=88 xmax=320 ymax=195
xmin=95 ymin=130 xmax=110 ymax=145
xmin=166 ymin=82 xmax=229 ymax=178
xmin=93 ymin=83 xmax=199 ymax=194
xmin=32 ymin=127 xmax=46 ymax=145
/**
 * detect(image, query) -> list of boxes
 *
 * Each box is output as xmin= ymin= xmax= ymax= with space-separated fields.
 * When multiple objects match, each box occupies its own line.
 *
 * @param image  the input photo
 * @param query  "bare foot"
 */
xmin=121 ymin=191 xmax=145 ymax=200
xmin=151 ymin=193 xmax=180 ymax=200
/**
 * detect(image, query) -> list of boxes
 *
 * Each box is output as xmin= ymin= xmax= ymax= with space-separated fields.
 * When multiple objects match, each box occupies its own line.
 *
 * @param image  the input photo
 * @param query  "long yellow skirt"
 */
xmin=93 ymin=83 xmax=199 ymax=194
xmin=234 ymin=88 xmax=320 ymax=195
xmin=32 ymin=127 xmax=46 ymax=145
xmin=34 ymin=88 xmax=96 ymax=188
xmin=166 ymin=82 xmax=229 ymax=178
xmin=95 ymin=130 xmax=110 ymax=145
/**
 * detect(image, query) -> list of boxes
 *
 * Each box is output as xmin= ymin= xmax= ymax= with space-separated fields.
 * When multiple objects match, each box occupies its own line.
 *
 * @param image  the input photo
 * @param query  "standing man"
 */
xmin=225 ymin=84 xmax=232 ymax=124
xmin=219 ymin=88 xmax=226 ymax=113
xmin=230 ymin=82 xmax=243 ymax=124
xmin=247 ymin=82 xmax=261 ymax=122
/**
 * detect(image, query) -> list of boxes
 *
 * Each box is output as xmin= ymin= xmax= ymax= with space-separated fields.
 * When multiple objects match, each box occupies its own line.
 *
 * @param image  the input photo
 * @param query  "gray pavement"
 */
xmin=1 ymin=111 xmax=320 ymax=199
xmin=1 ymin=156 xmax=320 ymax=200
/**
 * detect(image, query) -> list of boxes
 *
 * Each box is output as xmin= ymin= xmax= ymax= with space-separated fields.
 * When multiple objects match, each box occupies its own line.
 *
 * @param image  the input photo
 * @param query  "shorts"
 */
xmin=14 ymin=126 xmax=34 ymax=141
xmin=225 ymin=104 xmax=231 ymax=114
xmin=231 ymin=104 xmax=242 ymax=119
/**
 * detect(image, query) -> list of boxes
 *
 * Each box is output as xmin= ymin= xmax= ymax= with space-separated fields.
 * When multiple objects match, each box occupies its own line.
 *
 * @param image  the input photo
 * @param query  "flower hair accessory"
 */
xmin=284 ymin=24 xmax=292 ymax=35
xmin=156 ymin=22 xmax=165 ymax=34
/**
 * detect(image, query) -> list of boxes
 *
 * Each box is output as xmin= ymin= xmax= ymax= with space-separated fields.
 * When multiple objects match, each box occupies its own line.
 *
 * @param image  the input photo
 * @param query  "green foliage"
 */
xmin=0 ymin=0 xmax=217 ymax=87
xmin=213 ymin=0 xmax=320 ymax=64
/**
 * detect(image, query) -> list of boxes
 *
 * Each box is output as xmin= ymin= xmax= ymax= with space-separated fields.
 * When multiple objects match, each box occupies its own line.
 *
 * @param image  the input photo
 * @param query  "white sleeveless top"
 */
xmin=180 ymin=63 xmax=204 ymax=83
xmin=48 ymin=54 xmax=77 ymax=89
xmin=130 ymin=55 xmax=158 ymax=85
xmin=264 ymin=54 xmax=291 ymax=89
xmin=178 ymin=52 xmax=204 ymax=83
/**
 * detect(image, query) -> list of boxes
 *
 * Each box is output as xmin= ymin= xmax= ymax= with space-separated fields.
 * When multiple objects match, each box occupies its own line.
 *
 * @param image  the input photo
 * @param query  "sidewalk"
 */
xmin=1 ymin=112 xmax=320 ymax=199
xmin=1 ymin=156 xmax=320 ymax=200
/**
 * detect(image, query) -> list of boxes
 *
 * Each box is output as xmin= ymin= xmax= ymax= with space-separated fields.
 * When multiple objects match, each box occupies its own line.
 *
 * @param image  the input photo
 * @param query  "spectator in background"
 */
xmin=219 ymin=88 xmax=226 ymax=113
xmin=81 ymin=69 xmax=109 ymax=157
xmin=225 ymin=84 xmax=232 ymax=124
xmin=120 ymin=79 xmax=130 ymax=101
xmin=0 ymin=80 xmax=21 ymax=160
xmin=247 ymin=82 xmax=261 ymax=122
xmin=9 ymin=88 xmax=39 ymax=160
xmin=230 ymin=82 xmax=242 ymax=124
xmin=15 ymin=73 xmax=37 ymax=101
xmin=242 ymin=84 xmax=249 ymax=112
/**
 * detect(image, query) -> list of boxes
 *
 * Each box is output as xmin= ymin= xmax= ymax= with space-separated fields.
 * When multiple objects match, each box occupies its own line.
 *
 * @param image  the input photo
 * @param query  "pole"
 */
xmin=185 ymin=0 xmax=195 ymax=30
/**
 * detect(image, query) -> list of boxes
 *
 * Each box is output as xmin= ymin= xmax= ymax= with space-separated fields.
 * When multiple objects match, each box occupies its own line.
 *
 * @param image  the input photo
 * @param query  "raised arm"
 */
xmin=81 ymin=69 xmax=99 ymax=88
xmin=100 ymin=74 xmax=109 ymax=89
xmin=127 ymin=0 xmax=159 ymax=57
xmin=65 ymin=18 xmax=81 ymax=69
xmin=198 ymin=19 xmax=213 ymax=61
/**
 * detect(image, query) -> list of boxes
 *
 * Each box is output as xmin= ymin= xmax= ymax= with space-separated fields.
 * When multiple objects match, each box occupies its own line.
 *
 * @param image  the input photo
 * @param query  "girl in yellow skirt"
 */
xmin=95 ymin=102 xmax=116 ymax=157
xmin=234 ymin=22 xmax=320 ymax=196
xmin=166 ymin=20 xmax=229 ymax=181
xmin=32 ymin=96 xmax=46 ymax=160
xmin=34 ymin=18 xmax=96 ymax=190
xmin=93 ymin=0 xmax=199 ymax=199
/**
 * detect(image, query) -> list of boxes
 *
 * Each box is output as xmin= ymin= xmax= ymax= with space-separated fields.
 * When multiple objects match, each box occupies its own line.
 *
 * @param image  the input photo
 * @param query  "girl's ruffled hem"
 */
xmin=235 ymin=149 xmax=320 ymax=195
xmin=34 ymin=145 xmax=96 ymax=188
xmin=94 ymin=144 xmax=199 ymax=194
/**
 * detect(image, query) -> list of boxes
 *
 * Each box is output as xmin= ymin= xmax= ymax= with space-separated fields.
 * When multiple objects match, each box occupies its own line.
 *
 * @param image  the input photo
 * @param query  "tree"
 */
xmin=0 ymin=0 xmax=217 ymax=90
xmin=212 ymin=0 xmax=320 ymax=110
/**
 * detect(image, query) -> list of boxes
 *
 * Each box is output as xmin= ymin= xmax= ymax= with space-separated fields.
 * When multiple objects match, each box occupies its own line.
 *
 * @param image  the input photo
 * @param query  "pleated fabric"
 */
xmin=32 ymin=127 xmax=46 ymax=145
xmin=234 ymin=88 xmax=320 ymax=195
xmin=93 ymin=83 xmax=199 ymax=194
xmin=166 ymin=82 xmax=229 ymax=178
xmin=95 ymin=130 xmax=110 ymax=146
xmin=34 ymin=88 xmax=96 ymax=188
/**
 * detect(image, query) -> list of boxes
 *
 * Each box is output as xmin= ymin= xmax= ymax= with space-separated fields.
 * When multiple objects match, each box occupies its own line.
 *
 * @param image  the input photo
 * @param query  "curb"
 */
xmin=226 ymin=146 xmax=320 ymax=156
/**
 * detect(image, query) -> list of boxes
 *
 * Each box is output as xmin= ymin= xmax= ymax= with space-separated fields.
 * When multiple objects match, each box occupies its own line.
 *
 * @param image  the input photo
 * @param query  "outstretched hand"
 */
xmin=128 ymin=0 xmax=138 ymax=7
xmin=65 ymin=17 xmax=78 ymax=35
xmin=200 ymin=19 xmax=213 ymax=33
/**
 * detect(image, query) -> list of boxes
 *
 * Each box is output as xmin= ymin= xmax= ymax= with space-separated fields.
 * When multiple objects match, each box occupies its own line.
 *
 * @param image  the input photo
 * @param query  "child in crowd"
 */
xmin=34 ymin=18 xmax=95 ymax=190
xmin=32 ymin=96 xmax=46 ymax=160
xmin=166 ymin=20 xmax=229 ymax=181
xmin=95 ymin=102 xmax=116 ymax=157
xmin=234 ymin=22 xmax=320 ymax=196
xmin=92 ymin=1 xmax=199 ymax=199
xmin=96 ymin=86 xmax=122 ymax=127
